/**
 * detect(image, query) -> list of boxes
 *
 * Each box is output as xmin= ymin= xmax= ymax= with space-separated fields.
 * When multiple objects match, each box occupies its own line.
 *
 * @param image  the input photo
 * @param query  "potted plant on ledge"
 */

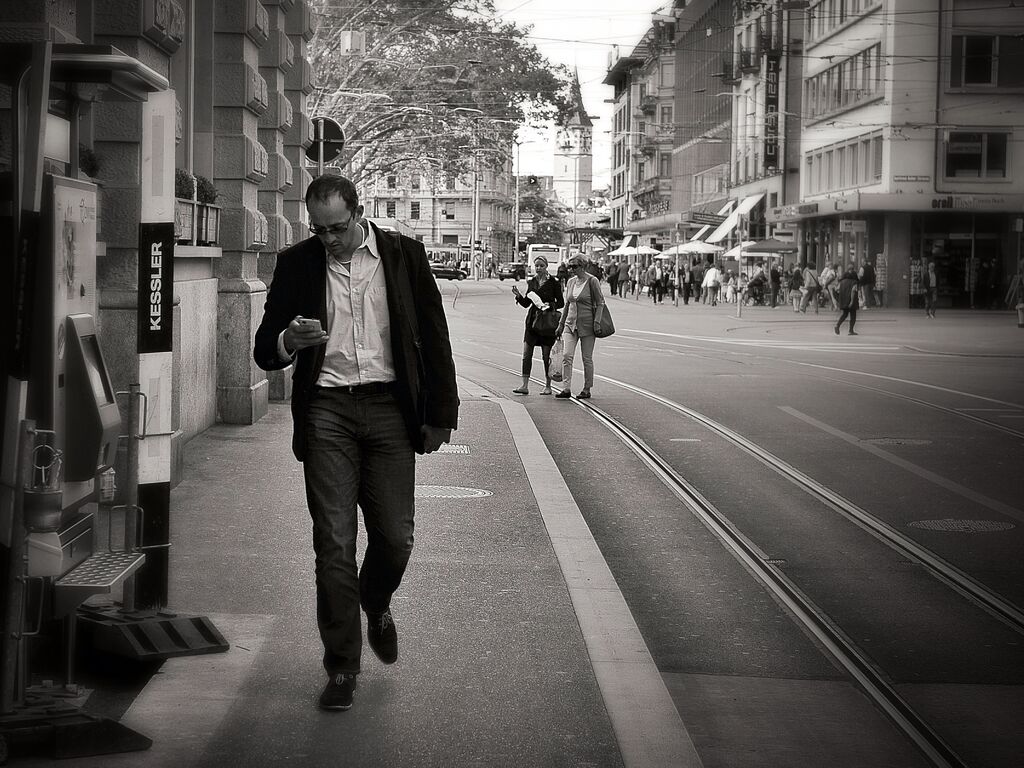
xmin=195 ymin=175 xmax=220 ymax=246
xmin=175 ymin=168 xmax=197 ymax=244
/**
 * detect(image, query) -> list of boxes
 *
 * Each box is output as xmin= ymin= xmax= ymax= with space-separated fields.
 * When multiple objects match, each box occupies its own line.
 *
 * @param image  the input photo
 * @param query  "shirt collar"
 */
xmin=357 ymin=220 xmax=380 ymax=258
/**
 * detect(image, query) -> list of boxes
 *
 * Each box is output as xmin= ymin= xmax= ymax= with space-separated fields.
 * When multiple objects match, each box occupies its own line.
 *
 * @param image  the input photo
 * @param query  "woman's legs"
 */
xmin=848 ymin=306 xmax=858 ymax=332
xmin=514 ymin=341 xmax=534 ymax=393
xmin=579 ymin=335 xmax=596 ymax=392
xmin=540 ymin=343 xmax=553 ymax=393
xmin=560 ymin=331 xmax=579 ymax=390
xmin=835 ymin=308 xmax=850 ymax=332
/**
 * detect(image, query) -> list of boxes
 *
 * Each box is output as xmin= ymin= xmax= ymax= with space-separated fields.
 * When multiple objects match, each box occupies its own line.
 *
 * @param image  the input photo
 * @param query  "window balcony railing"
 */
xmin=640 ymin=94 xmax=658 ymax=114
xmin=175 ymin=199 xmax=222 ymax=246
xmin=738 ymin=48 xmax=761 ymax=73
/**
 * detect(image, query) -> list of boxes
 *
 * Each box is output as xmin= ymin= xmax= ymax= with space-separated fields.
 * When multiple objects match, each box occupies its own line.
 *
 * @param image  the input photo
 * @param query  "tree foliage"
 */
xmin=518 ymin=191 xmax=568 ymax=246
xmin=309 ymin=0 xmax=572 ymax=182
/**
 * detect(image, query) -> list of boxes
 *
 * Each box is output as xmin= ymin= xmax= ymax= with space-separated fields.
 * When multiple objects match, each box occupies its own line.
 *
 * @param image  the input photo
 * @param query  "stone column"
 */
xmin=212 ymin=0 xmax=272 ymax=424
xmin=283 ymin=0 xmax=314 ymax=235
xmin=258 ymin=0 xmax=303 ymax=402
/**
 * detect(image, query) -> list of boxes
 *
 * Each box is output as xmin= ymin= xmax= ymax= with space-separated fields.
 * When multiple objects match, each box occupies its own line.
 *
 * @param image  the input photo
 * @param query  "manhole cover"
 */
xmin=908 ymin=519 xmax=1014 ymax=533
xmin=435 ymin=444 xmax=471 ymax=455
xmin=863 ymin=438 xmax=932 ymax=446
xmin=415 ymin=485 xmax=492 ymax=499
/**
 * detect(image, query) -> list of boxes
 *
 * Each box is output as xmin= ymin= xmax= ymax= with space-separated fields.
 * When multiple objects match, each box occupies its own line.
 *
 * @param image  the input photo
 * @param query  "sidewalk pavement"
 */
xmin=60 ymin=379 xmax=701 ymax=768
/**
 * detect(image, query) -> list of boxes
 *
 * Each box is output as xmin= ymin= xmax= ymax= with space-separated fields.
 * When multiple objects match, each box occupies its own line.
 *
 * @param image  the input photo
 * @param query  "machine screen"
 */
xmin=80 ymin=334 xmax=114 ymax=405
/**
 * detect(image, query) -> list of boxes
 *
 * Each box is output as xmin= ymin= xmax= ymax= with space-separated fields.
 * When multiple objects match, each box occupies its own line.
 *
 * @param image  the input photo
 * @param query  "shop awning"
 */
xmin=706 ymin=194 xmax=765 ymax=244
xmin=690 ymin=200 xmax=735 ymax=241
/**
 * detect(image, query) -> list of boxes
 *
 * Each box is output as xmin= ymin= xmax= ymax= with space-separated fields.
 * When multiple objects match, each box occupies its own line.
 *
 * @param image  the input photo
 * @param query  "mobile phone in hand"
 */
xmin=297 ymin=317 xmax=323 ymax=333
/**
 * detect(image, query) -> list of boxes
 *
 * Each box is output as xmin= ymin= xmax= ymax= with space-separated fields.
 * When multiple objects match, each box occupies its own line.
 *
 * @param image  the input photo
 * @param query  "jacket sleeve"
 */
xmin=254 ymin=250 xmax=298 ymax=372
xmin=590 ymin=275 xmax=605 ymax=307
xmin=515 ymin=278 xmax=534 ymax=308
xmin=552 ymin=278 xmax=564 ymax=310
xmin=406 ymin=238 xmax=459 ymax=430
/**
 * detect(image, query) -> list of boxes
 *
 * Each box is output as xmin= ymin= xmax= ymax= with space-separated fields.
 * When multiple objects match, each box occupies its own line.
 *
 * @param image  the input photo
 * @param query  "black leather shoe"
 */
xmin=848 ymin=330 xmax=858 ymax=335
xmin=319 ymin=673 xmax=357 ymax=711
xmin=577 ymin=389 xmax=591 ymax=399
xmin=554 ymin=390 xmax=572 ymax=399
xmin=367 ymin=609 xmax=398 ymax=664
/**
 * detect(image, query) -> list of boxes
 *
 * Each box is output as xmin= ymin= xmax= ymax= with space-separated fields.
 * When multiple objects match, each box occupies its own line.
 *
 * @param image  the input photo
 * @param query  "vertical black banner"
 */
xmin=137 ymin=222 xmax=175 ymax=354
xmin=764 ymin=53 xmax=781 ymax=172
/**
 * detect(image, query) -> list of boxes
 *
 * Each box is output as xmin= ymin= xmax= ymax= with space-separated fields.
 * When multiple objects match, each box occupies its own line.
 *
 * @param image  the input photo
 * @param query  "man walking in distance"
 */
xmin=254 ymin=175 xmax=460 ymax=712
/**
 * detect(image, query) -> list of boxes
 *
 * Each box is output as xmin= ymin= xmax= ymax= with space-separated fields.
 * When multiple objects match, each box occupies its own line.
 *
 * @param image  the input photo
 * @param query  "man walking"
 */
xmin=859 ymin=257 xmax=876 ymax=309
xmin=254 ymin=175 xmax=459 ymax=712
xmin=799 ymin=261 xmax=822 ymax=313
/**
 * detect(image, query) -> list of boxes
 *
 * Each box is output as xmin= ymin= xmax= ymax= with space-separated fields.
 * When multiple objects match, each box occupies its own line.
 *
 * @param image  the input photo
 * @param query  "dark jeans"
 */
xmin=303 ymin=388 xmax=416 ymax=675
xmin=523 ymin=341 xmax=553 ymax=381
xmin=836 ymin=306 xmax=857 ymax=331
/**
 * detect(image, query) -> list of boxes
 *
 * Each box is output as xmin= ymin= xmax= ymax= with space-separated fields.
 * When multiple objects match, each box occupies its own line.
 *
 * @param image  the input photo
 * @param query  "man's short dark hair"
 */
xmin=305 ymin=175 xmax=360 ymax=211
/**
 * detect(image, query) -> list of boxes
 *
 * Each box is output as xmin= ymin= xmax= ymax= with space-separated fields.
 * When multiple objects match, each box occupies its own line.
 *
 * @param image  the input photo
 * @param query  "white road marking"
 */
xmin=498 ymin=400 xmax=704 ymax=768
xmin=669 ymin=438 xmax=702 ymax=442
xmin=779 ymin=406 xmax=1024 ymax=523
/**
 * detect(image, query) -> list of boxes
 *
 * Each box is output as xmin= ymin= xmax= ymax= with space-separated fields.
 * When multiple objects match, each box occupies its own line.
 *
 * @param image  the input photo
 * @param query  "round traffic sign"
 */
xmin=306 ymin=116 xmax=345 ymax=163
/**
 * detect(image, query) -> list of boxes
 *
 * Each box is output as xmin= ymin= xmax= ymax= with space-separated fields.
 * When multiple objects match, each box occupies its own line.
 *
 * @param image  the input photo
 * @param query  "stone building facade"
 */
xmin=0 ymin=0 xmax=315 ymax=483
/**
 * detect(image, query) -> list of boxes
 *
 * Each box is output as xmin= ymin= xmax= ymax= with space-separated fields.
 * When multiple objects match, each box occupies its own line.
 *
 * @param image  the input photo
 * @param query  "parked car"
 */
xmin=430 ymin=263 xmax=467 ymax=281
xmin=498 ymin=262 xmax=527 ymax=280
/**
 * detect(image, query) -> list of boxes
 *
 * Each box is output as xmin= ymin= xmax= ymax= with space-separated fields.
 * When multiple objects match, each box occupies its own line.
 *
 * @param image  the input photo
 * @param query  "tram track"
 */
xmin=456 ymin=349 xmax=1024 ymax=768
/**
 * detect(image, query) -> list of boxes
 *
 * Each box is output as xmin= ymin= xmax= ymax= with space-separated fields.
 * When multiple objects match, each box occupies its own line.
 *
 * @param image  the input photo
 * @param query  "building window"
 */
xmin=660 ymin=105 xmax=673 ymax=126
xmin=415 ymin=235 xmax=424 ymax=241
xmin=386 ymin=201 xmax=397 ymax=218
xmin=387 ymin=175 xmax=397 ymax=189
xmin=950 ymin=35 xmax=1024 ymax=88
xmin=442 ymin=234 xmax=458 ymax=245
xmin=412 ymin=175 xmax=421 ymax=191
xmin=805 ymin=43 xmax=882 ymax=120
xmin=659 ymin=152 xmax=672 ymax=178
xmin=410 ymin=202 xmax=420 ymax=219
xmin=444 ymin=206 xmax=455 ymax=220
xmin=944 ymin=132 xmax=1009 ymax=178
xmin=445 ymin=176 xmax=456 ymax=191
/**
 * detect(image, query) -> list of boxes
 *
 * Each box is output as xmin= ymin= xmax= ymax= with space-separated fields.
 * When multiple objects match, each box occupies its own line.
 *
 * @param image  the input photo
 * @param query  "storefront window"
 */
xmin=945 ymin=132 xmax=1009 ymax=178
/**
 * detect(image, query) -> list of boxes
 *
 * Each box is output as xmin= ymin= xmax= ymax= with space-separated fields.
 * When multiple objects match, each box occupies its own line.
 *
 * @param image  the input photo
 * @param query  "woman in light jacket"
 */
xmin=555 ymin=256 xmax=605 ymax=399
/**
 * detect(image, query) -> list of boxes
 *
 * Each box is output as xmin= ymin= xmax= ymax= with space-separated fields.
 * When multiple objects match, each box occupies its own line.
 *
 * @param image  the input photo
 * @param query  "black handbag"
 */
xmin=531 ymin=308 xmax=559 ymax=337
xmin=593 ymin=304 xmax=615 ymax=338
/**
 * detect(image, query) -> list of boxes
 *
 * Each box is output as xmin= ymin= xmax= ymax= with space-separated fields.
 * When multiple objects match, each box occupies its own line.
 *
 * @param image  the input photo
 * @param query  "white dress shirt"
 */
xmin=278 ymin=223 xmax=396 ymax=386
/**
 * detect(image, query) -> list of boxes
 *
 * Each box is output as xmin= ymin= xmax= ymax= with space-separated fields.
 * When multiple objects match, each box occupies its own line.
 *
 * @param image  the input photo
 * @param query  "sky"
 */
xmin=491 ymin=0 xmax=668 ymax=189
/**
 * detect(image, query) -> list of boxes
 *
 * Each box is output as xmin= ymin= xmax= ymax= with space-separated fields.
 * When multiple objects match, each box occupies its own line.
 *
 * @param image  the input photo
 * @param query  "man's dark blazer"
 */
xmin=253 ymin=222 xmax=459 ymax=461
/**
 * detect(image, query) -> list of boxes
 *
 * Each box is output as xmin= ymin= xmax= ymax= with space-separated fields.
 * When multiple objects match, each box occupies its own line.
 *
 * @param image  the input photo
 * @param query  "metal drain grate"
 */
xmin=908 ymin=519 xmax=1015 ymax=533
xmin=863 ymin=438 xmax=932 ymax=446
xmin=415 ymin=485 xmax=492 ymax=499
xmin=435 ymin=444 xmax=471 ymax=455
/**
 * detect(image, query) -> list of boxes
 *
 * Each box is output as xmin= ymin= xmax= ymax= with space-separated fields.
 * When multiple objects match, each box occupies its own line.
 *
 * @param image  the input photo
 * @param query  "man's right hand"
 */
xmin=283 ymin=316 xmax=329 ymax=354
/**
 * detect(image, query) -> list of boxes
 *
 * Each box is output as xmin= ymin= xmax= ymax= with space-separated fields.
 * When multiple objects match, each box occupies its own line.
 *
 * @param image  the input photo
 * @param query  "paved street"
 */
xmin=41 ymin=279 xmax=1024 ymax=768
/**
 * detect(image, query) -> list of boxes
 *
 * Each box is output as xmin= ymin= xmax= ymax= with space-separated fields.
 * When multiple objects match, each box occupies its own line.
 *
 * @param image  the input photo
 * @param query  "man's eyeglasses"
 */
xmin=569 ymin=262 xmax=585 ymax=269
xmin=309 ymin=216 xmax=355 ymax=236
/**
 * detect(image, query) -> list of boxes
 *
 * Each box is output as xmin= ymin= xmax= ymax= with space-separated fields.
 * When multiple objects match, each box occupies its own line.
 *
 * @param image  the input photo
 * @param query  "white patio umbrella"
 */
xmin=721 ymin=241 xmax=757 ymax=259
xmin=662 ymin=241 xmax=724 ymax=256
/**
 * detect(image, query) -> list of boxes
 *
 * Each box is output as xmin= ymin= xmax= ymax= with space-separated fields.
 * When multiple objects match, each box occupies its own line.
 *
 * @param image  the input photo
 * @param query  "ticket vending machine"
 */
xmin=0 ymin=42 xmax=157 ymax=761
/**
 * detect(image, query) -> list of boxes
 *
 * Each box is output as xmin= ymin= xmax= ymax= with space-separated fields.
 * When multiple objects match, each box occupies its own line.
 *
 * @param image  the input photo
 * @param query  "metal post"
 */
xmin=317 ymin=118 xmax=324 ymax=178
xmin=121 ymin=384 xmax=141 ymax=613
xmin=471 ymin=147 xmax=480 ymax=281
xmin=513 ymin=141 xmax=520 ymax=262
xmin=1 ymin=420 xmax=35 ymax=714
xmin=737 ymin=217 xmax=745 ymax=319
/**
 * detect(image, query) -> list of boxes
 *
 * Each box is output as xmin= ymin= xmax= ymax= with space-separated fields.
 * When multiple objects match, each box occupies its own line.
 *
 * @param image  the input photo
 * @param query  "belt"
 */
xmin=317 ymin=381 xmax=395 ymax=395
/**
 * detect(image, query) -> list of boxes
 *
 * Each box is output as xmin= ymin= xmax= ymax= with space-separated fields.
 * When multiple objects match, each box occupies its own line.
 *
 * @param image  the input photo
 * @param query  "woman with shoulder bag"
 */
xmin=511 ymin=255 xmax=564 ymax=395
xmin=554 ymin=256 xmax=605 ymax=399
